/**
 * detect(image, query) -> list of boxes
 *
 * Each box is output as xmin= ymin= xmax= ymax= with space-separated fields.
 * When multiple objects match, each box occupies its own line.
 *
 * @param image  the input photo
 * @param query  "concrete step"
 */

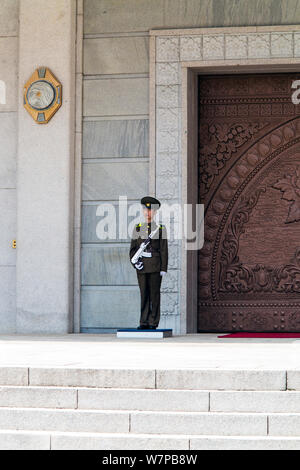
xmin=2 ymin=430 xmax=300 ymax=450
xmin=0 ymin=408 xmax=130 ymax=433
xmin=190 ymin=436 xmax=300 ymax=450
xmin=2 ymin=366 xmax=300 ymax=449
xmin=2 ymin=408 xmax=299 ymax=438
xmin=0 ymin=386 xmax=77 ymax=409
xmin=4 ymin=387 xmax=300 ymax=413
xmin=0 ymin=430 xmax=50 ymax=450
xmin=0 ymin=430 xmax=190 ymax=450
xmin=78 ymin=387 xmax=210 ymax=411
xmin=0 ymin=386 xmax=209 ymax=411
xmin=49 ymin=432 xmax=300 ymax=450
xmin=0 ymin=408 xmax=269 ymax=435
xmin=48 ymin=433 xmax=300 ymax=450
xmin=0 ymin=366 xmax=290 ymax=390
xmin=210 ymin=391 xmax=300 ymax=413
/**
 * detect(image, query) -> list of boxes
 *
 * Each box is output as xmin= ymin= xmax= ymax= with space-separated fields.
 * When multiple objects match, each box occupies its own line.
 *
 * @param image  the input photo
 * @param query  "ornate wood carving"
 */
xmin=219 ymin=187 xmax=300 ymax=295
xmin=199 ymin=122 xmax=269 ymax=197
xmin=272 ymin=166 xmax=300 ymax=224
xmin=198 ymin=73 xmax=300 ymax=332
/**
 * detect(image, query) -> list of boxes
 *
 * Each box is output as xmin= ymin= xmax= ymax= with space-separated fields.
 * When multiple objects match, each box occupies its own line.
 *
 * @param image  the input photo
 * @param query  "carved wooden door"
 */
xmin=198 ymin=73 xmax=300 ymax=332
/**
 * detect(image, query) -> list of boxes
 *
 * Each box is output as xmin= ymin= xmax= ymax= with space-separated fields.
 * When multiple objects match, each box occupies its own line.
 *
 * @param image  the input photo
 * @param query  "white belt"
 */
xmin=141 ymin=251 xmax=152 ymax=258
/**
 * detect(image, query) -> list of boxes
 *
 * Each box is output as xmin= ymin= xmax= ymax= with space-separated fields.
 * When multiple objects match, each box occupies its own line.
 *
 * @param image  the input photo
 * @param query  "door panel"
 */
xmin=198 ymin=73 xmax=300 ymax=332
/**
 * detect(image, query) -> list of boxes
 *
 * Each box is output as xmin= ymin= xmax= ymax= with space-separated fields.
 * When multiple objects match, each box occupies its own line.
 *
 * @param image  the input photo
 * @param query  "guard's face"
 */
xmin=143 ymin=208 xmax=156 ymax=222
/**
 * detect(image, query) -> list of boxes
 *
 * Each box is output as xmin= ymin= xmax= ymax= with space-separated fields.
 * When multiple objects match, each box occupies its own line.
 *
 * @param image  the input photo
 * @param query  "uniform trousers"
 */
xmin=137 ymin=271 xmax=162 ymax=327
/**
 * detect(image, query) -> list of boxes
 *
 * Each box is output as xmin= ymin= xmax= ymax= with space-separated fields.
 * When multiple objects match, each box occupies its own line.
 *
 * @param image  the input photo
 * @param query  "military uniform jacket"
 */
xmin=129 ymin=221 xmax=168 ymax=273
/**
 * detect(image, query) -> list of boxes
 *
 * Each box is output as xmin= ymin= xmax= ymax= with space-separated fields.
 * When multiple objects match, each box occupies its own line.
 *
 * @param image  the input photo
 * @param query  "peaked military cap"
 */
xmin=141 ymin=196 xmax=161 ymax=209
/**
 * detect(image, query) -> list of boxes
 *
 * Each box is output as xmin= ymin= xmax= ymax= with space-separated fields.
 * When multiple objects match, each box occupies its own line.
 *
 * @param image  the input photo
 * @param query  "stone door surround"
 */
xmin=149 ymin=25 xmax=300 ymax=333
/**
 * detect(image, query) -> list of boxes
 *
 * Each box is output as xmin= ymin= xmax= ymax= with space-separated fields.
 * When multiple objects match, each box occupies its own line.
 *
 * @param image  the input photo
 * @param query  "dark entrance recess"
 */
xmin=197 ymin=73 xmax=300 ymax=332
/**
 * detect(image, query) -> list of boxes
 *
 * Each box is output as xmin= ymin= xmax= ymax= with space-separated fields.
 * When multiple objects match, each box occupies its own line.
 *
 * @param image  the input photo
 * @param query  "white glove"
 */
xmin=160 ymin=271 xmax=166 ymax=277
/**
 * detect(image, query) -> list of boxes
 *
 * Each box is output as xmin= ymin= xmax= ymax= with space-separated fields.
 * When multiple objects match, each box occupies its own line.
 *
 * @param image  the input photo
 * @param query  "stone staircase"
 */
xmin=1 ymin=367 xmax=300 ymax=449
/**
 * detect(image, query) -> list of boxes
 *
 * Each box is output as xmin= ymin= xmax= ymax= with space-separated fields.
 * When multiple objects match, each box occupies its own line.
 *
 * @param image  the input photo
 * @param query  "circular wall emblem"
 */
xmin=23 ymin=67 xmax=62 ymax=124
xmin=27 ymin=80 xmax=56 ymax=110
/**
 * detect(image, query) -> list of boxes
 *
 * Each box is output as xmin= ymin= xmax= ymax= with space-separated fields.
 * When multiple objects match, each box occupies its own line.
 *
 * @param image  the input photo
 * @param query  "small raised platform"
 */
xmin=116 ymin=328 xmax=173 ymax=339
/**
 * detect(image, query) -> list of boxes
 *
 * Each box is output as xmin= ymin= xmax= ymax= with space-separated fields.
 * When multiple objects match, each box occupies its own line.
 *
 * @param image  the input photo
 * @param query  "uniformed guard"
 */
xmin=129 ymin=196 xmax=168 ymax=329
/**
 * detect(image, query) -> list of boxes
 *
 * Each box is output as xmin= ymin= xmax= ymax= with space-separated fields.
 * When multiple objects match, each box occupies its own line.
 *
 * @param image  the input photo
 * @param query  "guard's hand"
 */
xmin=135 ymin=261 xmax=144 ymax=270
xmin=160 ymin=271 xmax=166 ymax=277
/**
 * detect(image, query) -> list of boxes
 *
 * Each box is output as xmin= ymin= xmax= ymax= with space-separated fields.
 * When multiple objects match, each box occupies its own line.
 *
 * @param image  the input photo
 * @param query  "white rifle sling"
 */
xmin=131 ymin=225 xmax=160 ymax=266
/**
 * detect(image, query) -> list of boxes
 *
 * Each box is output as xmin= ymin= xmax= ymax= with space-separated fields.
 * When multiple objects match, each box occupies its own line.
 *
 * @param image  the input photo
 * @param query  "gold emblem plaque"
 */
xmin=23 ymin=67 xmax=62 ymax=124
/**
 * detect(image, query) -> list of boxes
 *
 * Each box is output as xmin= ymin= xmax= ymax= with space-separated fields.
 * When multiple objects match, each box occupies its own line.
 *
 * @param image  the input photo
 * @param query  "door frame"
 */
xmin=184 ymin=62 xmax=300 ymax=333
xmin=149 ymin=26 xmax=300 ymax=334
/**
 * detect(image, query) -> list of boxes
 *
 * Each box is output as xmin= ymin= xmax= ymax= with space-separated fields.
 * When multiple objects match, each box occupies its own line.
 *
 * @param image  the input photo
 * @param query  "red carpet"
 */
xmin=218 ymin=332 xmax=300 ymax=338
